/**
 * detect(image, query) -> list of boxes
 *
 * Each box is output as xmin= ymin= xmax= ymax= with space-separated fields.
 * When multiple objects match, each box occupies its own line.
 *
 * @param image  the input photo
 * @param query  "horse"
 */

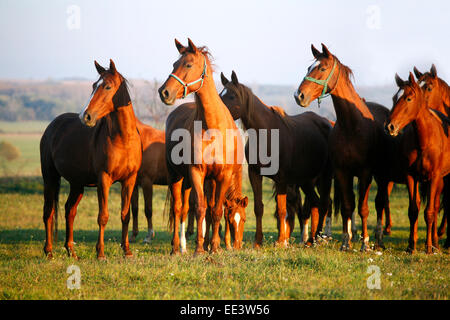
xmin=294 ymin=43 xmax=412 ymax=251
xmin=158 ymin=39 xmax=245 ymax=255
xmin=40 ymin=59 xmax=142 ymax=260
xmin=220 ymin=71 xmax=333 ymax=247
xmin=129 ymin=119 xmax=168 ymax=244
xmin=387 ymin=72 xmax=450 ymax=253
xmin=413 ymin=65 xmax=450 ymax=241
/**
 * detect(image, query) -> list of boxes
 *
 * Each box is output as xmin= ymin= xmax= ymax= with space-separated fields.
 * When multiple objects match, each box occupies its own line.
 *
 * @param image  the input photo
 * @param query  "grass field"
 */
xmin=0 ymin=122 xmax=448 ymax=300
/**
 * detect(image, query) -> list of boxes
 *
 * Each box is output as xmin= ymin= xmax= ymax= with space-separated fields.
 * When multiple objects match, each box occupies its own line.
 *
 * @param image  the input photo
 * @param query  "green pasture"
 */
xmin=0 ymin=122 xmax=448 ymax=300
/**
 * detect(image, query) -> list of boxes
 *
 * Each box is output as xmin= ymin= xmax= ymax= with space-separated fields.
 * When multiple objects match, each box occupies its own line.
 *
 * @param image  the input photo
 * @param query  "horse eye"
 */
xmin=427 ymin=87 xmax=432 ymax=92
xmin=406 ymin=97 xmax=412 ymax=102
xmin=105 ymin=85 xmax=111 ymax=90
xmin=320 ymin=68 xmax=326 ymax=72
xmin=186 ymin=64 xmax=192 ymax=68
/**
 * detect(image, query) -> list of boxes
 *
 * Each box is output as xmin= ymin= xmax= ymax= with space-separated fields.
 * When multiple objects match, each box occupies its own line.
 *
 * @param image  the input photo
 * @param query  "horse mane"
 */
xmin=332 ymin=54 xmax=354 ymax=87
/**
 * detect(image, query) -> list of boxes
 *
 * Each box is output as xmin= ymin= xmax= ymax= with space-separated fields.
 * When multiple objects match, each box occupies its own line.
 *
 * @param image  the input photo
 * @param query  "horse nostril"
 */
xmin=84 ymin=113 xmax=91 ymax=123
xmin=162 ymin=89 xmax=170 ymax=99
xmin=299 ymin=92 xmax=305 ymax=100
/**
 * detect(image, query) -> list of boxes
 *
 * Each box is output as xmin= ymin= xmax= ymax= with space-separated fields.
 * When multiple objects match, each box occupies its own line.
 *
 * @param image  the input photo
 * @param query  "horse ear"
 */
xmin=321 ymin=43 xmax=332 ymax=58
xmin=430 ymin=64 xmax=437 ymax=78
xmin=231 ymin=70 xmax=239 ymax=85
xmin=109 ymin=59 xmax=117 ymax=75
xmin=94 ymin=60 xmax=106 ymax=74
xmin=187 ymin=38 xmax=198 ymax=53
xmin=311 ymin=44 xmax=321 ymax=59
xmin=395 ymin=73 xmax=404 ymax=87
xmin=408 ymin=72 xmax=417 ymax=85
xmin=239 ymin=196 xmax=249 ymax=208
xmin=413 ymin=66 xmax=423 ymax=79
xmin=220 ymin=72 xmax=229 ymax=86
xmin=175 ymin=38 xmax=186 ymax=54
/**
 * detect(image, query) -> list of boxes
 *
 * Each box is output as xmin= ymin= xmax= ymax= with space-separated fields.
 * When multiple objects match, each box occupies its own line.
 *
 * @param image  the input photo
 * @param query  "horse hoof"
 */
xmin=46 ymin=252 xmax=53 ymax=260
xmin=406 ymin=247 xmax=415 ymax=254
xmin=374 ymin=243 xmax=385 ymax=251
xmin=383 ymin=229 xmax=391 ymax=236
xmin=340 ymin=244 xmax=351 ymax=252
xmin=97 ymin=255 xmax=107 ymax=261
xmin=194 ymin=249 xmax=206 ymax=257
xmin=360 ymin=244 xmax=372 ymax=252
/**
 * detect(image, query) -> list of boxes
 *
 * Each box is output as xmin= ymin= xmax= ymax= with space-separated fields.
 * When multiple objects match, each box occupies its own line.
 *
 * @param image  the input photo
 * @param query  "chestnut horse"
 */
xmin=295 ymin=44 xmax=410 ymax=251
xmin=129 ymin=119 xmax=168 ymax=244
xmin=413 ymin=65 xmax=450 ymax=241
xmin=387 ymin=72 xmax=450 ymax=253
xmin=40 ymin=60 xmax=142 ymax=259
xmin=220 ymin=71 xmax=332 ymax=247
xmin=158 ymin=39 xmax=244 ymax=255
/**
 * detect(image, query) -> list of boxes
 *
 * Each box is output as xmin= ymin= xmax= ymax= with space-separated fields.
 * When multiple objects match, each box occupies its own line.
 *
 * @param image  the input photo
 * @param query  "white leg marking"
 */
xmin=202 ymin=218 xmax=206 ymax=238
xmin=180 ymin=222 xmax=186 ymax=253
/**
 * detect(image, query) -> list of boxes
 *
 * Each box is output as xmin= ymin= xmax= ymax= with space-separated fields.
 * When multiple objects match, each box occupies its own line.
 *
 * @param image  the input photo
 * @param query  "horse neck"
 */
xmin=436 ymin=79 xmax=450 ymax=115
xmin=414 ymin=106 xmax=438 ymax=150
xmin=195 ymin=72 xmax=234 ymax=131
xmin=241 ymin=92 xmax=279 ymax=130
xmin=330 ymin=71 xmax=374 ymax=131
xmin=108 ymin=104 xmax=137 ymax=142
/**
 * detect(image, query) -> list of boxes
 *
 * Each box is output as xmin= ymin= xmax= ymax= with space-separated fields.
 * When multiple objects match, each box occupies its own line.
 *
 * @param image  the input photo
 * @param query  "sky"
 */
xmin=0 ymin=0 xmax=449 ymax=87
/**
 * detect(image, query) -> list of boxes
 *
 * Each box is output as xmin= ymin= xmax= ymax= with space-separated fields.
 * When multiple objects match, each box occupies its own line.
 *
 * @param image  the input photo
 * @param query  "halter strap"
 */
xmin=169 ymin=56 xmax=207 ymax=99
xmin=304 ymin=59 xmax=338 ymax=105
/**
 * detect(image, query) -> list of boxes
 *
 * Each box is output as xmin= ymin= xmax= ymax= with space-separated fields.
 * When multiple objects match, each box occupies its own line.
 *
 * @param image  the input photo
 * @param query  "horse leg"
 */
xmin=383 ymin=182 xmax=394 ymax=235
xmin=358 ymin=172 xmax=373 ymax=252
xmin=249 ymin=167 xmax=264 ymax=248
xmin=130 ymin=184 xmax=139 ymax=243
xmin=317 ymin=170 xmax=332 ymax=240
xmin=96 ymin=173 xmax=112 ymax=260
xmin=275 ymin=185 xmax=288 ymax=247
xmin=186 ymin=206 xmax=195 ymax=238
xmin=191 ymin=168 xmax=207 ymax=256
xmin=444 ymin=176 xmax=450 ymax=249
xmin=64 ymin=184 xmax=84 ymax=259
xmin=300 ymin=196 xmax=311 ymax=244
xmin=120 ymin=175 xmax=137 ymax=258
xmin=142 ymin=180 xmax=155 ymax=244
xmin=424 ymin=177 xmax=441 ymax=254
xmin=203 ymin=181 xmax=215 ymax=251
xmin=169 ymin=179 xmax=183 ymax=255
xmin=432 ymin=178 xmax=444 ymax=252
xmin=335 ymin=170 xmax=355 ymax=251
xmin=210 ymin=179 xmax=230 ymax=253
xmin=302 ymin=183 xmax=320 ymax=247
xmin=42 ymin=176 xmax=60 ymax=259
xmin=406 ymin=175 xmax=420 ymax=253
xmin=179 ymin=187 xmax=191 ymax=254
xmin=374 ymin=178 xmax=388 ymax=250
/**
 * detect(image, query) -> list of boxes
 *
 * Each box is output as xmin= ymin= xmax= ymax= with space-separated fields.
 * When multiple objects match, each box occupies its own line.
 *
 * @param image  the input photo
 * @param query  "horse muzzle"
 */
xmin=294 ymin=91 xmax=310 ymax=108
xmin=385 ymin=122 xmax=400 ymax=137
xmin=79 ymin=110 xmax=97 ymax=127
xmin=158 ymin=86 xmax=176 ymax=106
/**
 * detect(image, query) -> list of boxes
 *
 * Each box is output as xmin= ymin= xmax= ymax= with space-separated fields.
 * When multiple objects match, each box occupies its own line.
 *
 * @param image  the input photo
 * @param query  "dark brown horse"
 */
xmin=158 ymin=39 xmax=245 ymax=255
xmin=129 ymin=119 xmax=168 ymax=244
xmin=387 ymin=72 xmax=450 ymax=253
xmin=40 ymin=60 xmax=142 ymax=259
xmin=220 ymin=71 xmax=332 ymax=247
xmin=413 ymin=65 xmax=450 ymax=242
xmin=295 ymin=44 xmax=411 ymax=251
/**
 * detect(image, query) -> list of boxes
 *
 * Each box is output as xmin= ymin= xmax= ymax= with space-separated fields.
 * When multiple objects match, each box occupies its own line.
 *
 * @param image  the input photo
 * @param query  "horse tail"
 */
xmin=333 ymin=177 xmax=341 ymax=221
xmin=164 ymin=188 xmax=174 ymax=232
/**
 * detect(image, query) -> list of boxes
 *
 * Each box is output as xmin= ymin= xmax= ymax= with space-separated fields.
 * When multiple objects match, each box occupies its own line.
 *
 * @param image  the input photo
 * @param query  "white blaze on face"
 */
xmin=220 ymin=88 xmax=227 ymax=97
xmin=79 ymin=79 xmax=102 ymax=120
xmin=307 ymin=60 xmax=320 ymax=74
xmin=202 ymin=218 xmax=206 ymax=238
xmin=234 ymin=213 xmax=241 ymax=226
xmin=180 ymin=222 xmax=186 ymax=252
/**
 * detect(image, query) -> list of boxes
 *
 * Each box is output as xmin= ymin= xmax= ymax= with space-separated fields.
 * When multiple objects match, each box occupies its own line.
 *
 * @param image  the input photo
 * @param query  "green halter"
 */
xmin=169 ymin=56 xmax=207 ymax=99
xmin=303 ymin=59 xmax=338 ymax=105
